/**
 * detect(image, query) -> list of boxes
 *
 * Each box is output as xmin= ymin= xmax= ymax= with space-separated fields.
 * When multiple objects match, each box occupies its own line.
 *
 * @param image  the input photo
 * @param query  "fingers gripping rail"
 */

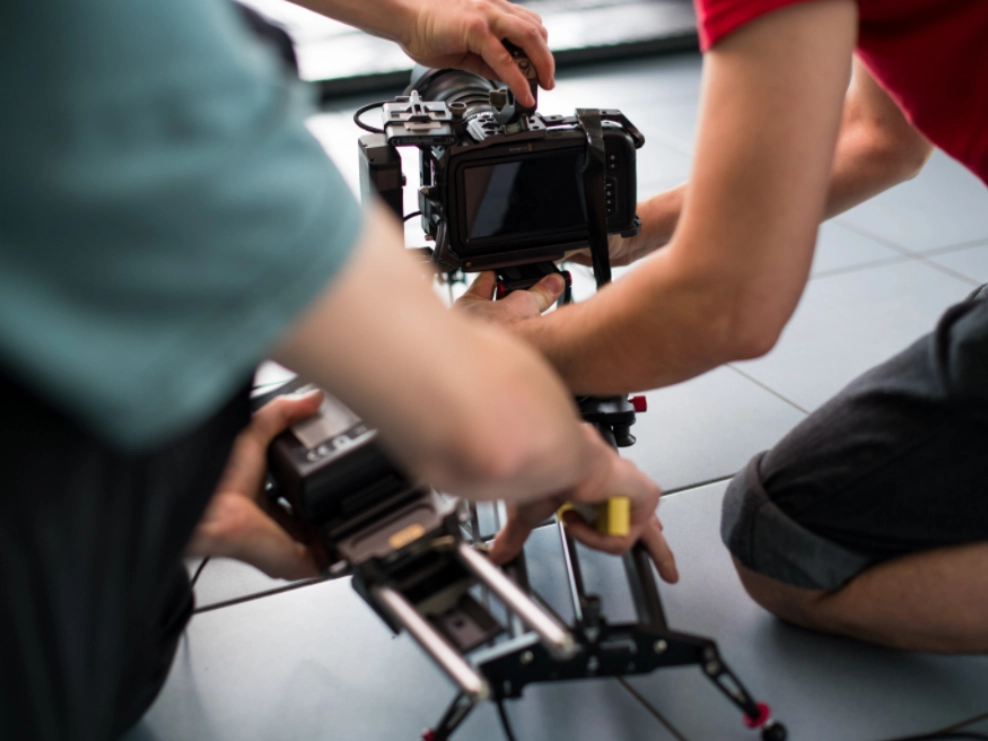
xmin=420 ymin=395 xmax=787 ymax=741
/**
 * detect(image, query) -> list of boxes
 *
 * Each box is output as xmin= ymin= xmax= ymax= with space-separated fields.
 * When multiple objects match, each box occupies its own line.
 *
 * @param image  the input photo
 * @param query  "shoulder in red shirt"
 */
xmin=692 ymin=0 xmax=988 ymax=187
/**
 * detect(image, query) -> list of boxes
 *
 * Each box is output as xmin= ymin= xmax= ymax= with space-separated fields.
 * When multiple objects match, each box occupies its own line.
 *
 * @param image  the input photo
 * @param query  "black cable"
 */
xmin=495 ymin=698 xmax=518 ymax=741
xmin=190 ymin=556 xmax=210 ymax=588
xmin=403 ymin=210 xmax=422 ymax=222
xmin=353 ymin=101 xmax=386 ymax=133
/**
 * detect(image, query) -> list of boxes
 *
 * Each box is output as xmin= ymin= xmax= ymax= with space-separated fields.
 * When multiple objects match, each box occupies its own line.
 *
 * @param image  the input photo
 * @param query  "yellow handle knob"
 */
xmin=558 ymin=497 xmax=630 ymax=537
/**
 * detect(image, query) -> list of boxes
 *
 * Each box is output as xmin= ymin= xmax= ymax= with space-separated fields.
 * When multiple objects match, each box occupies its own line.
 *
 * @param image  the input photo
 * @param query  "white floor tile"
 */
xmin=128 ymin=558 xmax=678 ymax=741
xmin=926 ymin=243 xmax=988 ymax=286
xmin=630 ymin=481 xmax=988 ymax=740
xmin=812 ymin=220 xmax=906 ymax=276
xmin=736 ymin=259 xmax=974 ymax=412
xmin=623 ymin=366 xmax=805 ymax=492
xmin=841 ymin=151 xmax=988 ymax=253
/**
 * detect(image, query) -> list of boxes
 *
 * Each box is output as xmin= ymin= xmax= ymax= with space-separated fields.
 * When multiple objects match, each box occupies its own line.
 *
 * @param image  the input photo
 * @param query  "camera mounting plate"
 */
xmin=383 ymin=91 xmax=458 ymax=146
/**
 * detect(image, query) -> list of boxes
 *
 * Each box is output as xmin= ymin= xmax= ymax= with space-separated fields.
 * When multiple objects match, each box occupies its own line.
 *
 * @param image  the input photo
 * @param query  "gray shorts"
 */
xmin=722 ymin=284 xmax=988 ymax=591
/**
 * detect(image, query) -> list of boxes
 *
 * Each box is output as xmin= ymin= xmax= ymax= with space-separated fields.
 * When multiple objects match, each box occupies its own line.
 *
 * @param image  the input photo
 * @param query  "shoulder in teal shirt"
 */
xmin=0 ymin=0 xmax=363 ymax=449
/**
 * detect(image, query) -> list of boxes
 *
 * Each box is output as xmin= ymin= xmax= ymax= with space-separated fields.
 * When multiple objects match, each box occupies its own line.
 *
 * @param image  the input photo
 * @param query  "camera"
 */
xmin=357 ymin=43 xmax=645 ymax=275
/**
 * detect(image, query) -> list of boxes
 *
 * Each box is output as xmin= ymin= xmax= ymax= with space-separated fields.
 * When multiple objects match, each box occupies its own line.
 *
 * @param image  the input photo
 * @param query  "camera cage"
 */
xmin=266 ymin=53 xmax=788 ymax=741
xmin=358 ymin=65 xmax=646 ymax=274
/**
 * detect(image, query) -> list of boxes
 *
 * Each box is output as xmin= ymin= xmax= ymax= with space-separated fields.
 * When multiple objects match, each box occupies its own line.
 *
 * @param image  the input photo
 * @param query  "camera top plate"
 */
xmin=383 ymin=91 xmax=458 ymax=146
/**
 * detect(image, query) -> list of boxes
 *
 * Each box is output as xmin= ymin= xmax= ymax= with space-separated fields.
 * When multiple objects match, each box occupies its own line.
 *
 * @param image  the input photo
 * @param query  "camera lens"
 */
xmin=407 ymin=65 xmax=498 ymax=125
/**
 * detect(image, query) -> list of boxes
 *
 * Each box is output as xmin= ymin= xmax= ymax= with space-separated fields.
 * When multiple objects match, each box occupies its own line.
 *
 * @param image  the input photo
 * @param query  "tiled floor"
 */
xmin=138 ymin=51 xmax=988 ymax=740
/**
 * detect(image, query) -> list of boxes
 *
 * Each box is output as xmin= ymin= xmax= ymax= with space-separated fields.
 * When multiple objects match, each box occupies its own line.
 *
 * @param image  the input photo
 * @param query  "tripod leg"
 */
xmin=700 ymin=648 xmax=787 ymax=741
xmin=424 ymin=692 xmax=477 ymax=741
xmin=623 ymin=542 xmax=668 ymax=630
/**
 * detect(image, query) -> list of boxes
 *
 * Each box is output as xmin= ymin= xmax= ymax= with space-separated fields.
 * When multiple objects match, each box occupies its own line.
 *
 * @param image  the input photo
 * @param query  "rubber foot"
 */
xmin=761 ymin=721 xmax=787 ymax=741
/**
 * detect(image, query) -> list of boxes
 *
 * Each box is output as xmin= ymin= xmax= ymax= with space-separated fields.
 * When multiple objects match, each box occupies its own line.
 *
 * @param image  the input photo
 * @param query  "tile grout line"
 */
xmin=833 ymin=218 xmax=983 ymax=286
xmin=918 ymin=235 xmax=988 ymax=257
xmin=725 ymin=365 xmax=810 ymax=416
xmin=832 ymin=218 xmax=916 ymax=256
xmin=809 ymin=255 xmax=910 ymax=281
xmin=912 ymin=256 xmax=981 ymax=287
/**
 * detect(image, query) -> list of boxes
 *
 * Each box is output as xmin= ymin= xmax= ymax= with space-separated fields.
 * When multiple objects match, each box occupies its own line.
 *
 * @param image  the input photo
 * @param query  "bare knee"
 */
xmin=732 ymin=557 xmax=830 ymax=630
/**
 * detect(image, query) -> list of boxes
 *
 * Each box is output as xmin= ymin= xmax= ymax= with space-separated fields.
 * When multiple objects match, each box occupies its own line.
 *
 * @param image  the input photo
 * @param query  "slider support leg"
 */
xmin=425 ymin=692 xmax=477 ymax=741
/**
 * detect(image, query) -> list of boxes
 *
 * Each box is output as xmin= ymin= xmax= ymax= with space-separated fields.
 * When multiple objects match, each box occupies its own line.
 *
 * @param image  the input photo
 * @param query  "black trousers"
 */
xmin=723 ymin=284 xmax=988 ymax=590
xmin=0 ymin=370 xmax=250 ymax=741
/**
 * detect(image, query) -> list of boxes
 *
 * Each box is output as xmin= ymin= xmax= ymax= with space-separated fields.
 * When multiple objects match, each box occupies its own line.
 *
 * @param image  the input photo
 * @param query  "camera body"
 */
xmin=359 ymin=63 xmax=645 ymax=272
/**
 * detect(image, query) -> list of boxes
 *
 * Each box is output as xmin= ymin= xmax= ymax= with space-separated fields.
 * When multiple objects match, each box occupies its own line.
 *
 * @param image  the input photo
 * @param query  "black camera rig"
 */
xmin=357 ymin=41 xmax=641 ymax=287
xmin=264 ymin=44 xmax=787 ymax=741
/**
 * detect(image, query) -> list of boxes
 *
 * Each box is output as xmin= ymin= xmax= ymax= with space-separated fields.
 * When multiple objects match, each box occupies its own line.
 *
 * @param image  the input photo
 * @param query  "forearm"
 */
xmin=632 ymin=63 xmax=931 ymax=255
xmin=273 ymin=206 xmax=605 ymax=502
xmin=524 ymin=249 xmax=739 ymax=393
xmin=822 ymin=125 xmax=931 ymax=220
xmin=287 ymin=0 xmax=411 ymax=41
xmin=522 ymin=2 xmax=858 ymax=394
xmin=632 ymin=134 xmax=924 ymax=257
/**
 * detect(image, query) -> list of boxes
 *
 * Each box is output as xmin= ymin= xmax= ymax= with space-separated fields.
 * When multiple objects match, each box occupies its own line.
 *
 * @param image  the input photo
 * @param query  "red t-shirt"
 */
xmin=693 ymin=0 xmax=988 ymax=187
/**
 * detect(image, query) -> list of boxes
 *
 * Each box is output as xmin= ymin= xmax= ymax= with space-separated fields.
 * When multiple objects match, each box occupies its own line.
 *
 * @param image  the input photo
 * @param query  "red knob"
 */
xmin=742 ymin=702 xmax=771 ymax=729
xmin=631 ymin=395 xmax=648 ymax=413
xmin=422 ymin=731 xmax=438 ymax=741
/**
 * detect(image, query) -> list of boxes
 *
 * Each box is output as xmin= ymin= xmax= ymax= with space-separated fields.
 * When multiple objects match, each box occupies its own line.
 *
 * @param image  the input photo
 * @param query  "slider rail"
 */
xmin=557 ymin=522 xmax=587 ymax=625
xmin=371 ymin=586 xmax=489 ymax=701
xmin=455 ymin=543 xmax=575 ymax=660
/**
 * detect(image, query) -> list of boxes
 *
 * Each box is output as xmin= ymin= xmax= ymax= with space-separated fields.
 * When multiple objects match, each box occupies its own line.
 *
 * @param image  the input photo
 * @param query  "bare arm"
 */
xmin=462 ymin=1 xmax=858 ymax=393
xmin=605 ymin=56 xmax=932 ymax=266
xmin=285 ymin=0 xmax=555 ymax=106
xmin=270 ymin=204 xmax=674 ymax=576
xmin=273 ymin=204 xmax=590 ymax=501
xmin=823 ymin=56 xmax=933 ymax=216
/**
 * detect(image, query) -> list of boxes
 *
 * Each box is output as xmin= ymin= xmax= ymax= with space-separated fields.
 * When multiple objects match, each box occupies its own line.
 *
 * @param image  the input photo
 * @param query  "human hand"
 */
xmin=398 ymin=0 xmax=555 ymax=106
xmin=565 ymin=232 xmax=659 ymax=269
xmin=488 ymin=425 xmax=678 ymax=583
xmin=455 ymin=270 xmax=566 ymax=329
xmin=566 ymin=187 xmax=685 ymax=268
xmin=185 ymin=390 xmax=326 ymax=580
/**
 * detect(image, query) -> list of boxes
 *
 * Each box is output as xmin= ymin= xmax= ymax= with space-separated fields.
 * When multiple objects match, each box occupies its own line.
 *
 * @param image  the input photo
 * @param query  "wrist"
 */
xmin=566 ymin=427 xmax=617 ymax=504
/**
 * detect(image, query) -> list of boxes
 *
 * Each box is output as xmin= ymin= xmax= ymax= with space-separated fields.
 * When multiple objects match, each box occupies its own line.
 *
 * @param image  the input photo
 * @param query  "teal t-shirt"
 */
xmin=0 ymin=0 xmax=362 ymax=449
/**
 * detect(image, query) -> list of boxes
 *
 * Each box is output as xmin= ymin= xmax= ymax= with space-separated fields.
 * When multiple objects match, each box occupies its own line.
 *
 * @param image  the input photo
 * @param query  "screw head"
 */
xmin=705 ymin=660 xmax=721 ymax=675
xmin=653 ymin=640 xmax=668 ymax=654
xmin=520 ymin=651 xmax=534 ymax=665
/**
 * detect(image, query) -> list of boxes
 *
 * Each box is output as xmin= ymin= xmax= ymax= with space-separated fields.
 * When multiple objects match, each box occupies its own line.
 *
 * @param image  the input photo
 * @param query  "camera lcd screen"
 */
xmin=462 ymin=150 xmax=586 ymax=242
